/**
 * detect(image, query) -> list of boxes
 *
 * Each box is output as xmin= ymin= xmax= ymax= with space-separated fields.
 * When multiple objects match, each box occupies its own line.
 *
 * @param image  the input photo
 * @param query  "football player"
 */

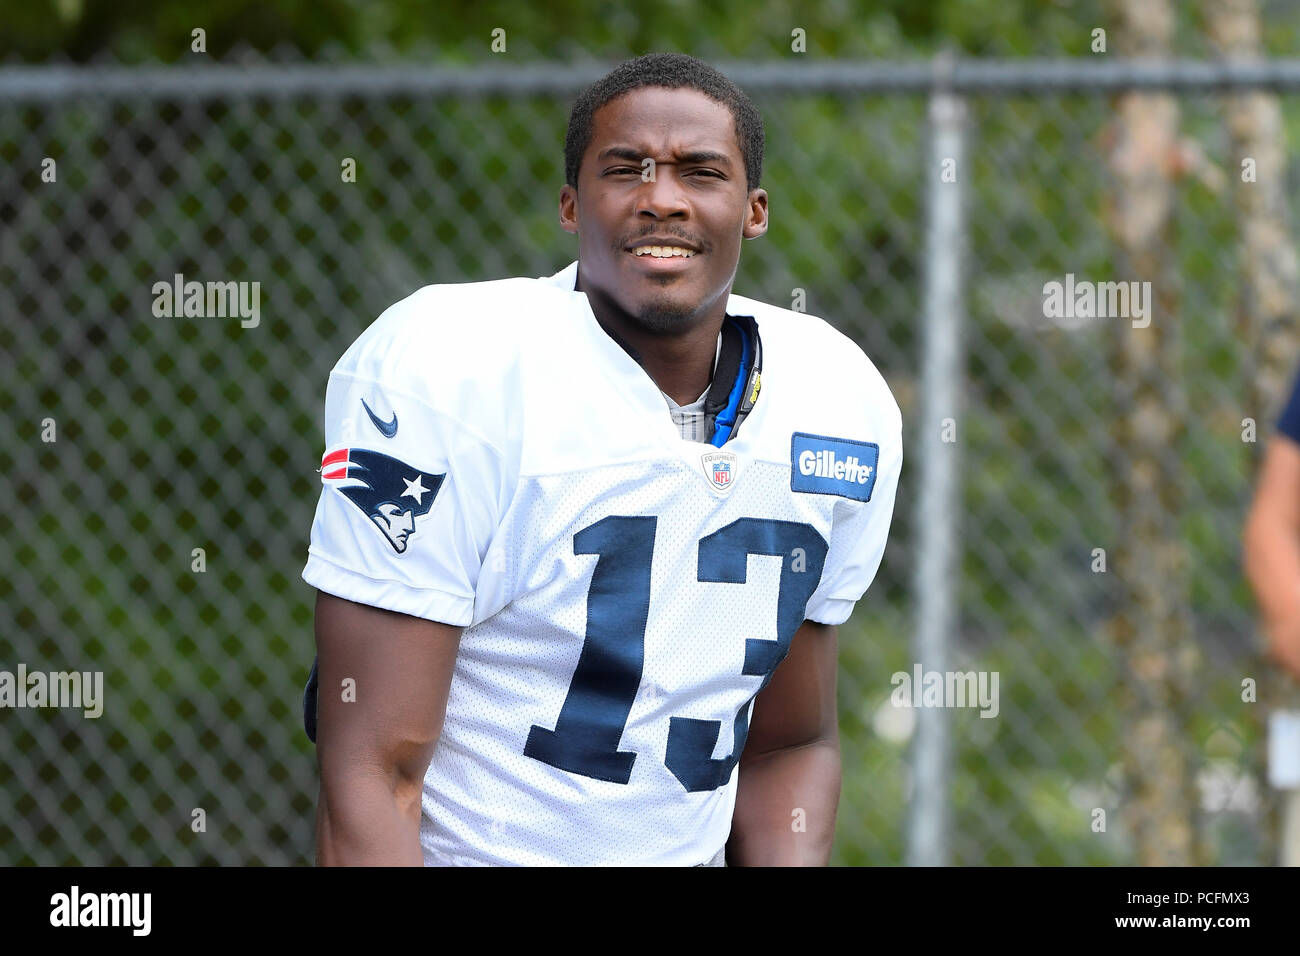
xmin=301 ymin=52 xmax=902 ymax=866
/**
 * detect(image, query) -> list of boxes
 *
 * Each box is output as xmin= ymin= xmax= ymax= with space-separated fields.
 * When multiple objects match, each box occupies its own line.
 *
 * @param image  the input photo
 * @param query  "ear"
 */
xmin=742 ymin=187 xmax=768 ymax=240
xmin=559 ymin=184 xmax=579 ymax=235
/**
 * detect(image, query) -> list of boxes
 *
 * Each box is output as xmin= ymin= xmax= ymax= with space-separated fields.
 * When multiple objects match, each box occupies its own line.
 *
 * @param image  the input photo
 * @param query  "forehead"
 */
xmin=589 ymin=86 xmax=740 ymax=159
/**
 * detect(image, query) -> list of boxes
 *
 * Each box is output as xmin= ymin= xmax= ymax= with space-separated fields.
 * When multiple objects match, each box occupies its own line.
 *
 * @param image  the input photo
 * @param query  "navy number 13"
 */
xmin=523 ymin=516 xmax=827 ymax=793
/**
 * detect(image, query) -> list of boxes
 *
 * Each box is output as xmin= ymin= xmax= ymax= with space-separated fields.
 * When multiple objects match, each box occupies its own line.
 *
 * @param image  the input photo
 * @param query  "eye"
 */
xmin=689 ymin=169 xmax=724 ymax=178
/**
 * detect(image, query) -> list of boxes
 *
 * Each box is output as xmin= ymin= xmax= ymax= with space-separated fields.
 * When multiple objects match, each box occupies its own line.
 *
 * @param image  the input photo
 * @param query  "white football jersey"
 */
xmin=302 ymin=260 xmax=902 ymax=866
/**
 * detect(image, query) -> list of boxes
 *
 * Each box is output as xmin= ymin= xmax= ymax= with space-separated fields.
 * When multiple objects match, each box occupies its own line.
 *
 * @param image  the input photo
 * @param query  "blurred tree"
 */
xmin=1104 ymin=0 xmax=1199 ymax=865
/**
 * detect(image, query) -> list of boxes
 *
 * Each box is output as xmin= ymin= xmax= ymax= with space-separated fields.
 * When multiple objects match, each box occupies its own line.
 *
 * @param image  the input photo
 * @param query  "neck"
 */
xmin=579 ymin=275 xmax=724 ymax=406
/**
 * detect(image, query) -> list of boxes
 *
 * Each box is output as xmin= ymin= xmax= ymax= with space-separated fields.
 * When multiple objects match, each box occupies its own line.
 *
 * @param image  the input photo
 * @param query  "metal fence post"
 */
xmin=907 ymin=74 xmax=967 ymax=867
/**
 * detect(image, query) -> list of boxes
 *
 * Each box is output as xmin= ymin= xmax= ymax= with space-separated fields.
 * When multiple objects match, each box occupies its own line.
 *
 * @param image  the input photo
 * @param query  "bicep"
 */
xmin=743 ymin=620 xmax=838 ymax=758
xmin=313 ymin=590 xmax=463 ymax=789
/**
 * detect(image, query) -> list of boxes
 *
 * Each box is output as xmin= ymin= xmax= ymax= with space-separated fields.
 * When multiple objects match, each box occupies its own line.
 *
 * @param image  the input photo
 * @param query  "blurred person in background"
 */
xmin=1244 ymin=365 xmax=1300 ymax=865
xmin=1245 ymin=368 xmax=1300 ymax=684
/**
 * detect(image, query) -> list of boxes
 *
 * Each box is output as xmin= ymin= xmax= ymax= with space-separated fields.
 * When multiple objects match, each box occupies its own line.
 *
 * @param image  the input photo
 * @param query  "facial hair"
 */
xmin=632 ymin=288 xmax=700 ymax=335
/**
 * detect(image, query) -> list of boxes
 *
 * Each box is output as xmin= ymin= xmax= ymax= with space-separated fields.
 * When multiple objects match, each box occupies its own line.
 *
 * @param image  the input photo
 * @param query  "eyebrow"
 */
xmin=597 ymin=146 xmax=733 ymax=166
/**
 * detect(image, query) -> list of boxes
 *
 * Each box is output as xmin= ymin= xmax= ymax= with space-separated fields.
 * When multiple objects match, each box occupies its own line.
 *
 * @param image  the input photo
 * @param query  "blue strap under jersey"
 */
xmin=710 ymin=318 xmax=750 ymax=447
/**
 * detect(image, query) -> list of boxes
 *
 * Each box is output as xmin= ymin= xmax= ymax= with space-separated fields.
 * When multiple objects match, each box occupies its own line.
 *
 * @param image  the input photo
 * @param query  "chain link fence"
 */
xmin=0 ymin=58 xmax=1289 ymax=865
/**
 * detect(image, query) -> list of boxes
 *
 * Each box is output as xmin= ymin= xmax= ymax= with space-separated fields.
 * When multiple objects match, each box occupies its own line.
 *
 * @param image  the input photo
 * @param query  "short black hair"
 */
xmin=564 ymin=52 xmax=764 ymax=193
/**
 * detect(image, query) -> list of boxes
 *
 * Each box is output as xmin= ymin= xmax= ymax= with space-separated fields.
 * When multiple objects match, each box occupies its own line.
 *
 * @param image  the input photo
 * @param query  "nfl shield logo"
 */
xmin=701 ymin=450 xmax=739 ymax=493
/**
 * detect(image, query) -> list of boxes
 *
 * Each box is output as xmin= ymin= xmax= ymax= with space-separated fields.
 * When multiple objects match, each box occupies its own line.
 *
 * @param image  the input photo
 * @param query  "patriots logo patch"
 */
xmin=321 ymin=447 xmax=445 ymax=553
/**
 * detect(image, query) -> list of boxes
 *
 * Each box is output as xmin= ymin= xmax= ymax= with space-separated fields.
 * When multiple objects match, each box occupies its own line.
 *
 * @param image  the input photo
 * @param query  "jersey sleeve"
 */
xmin=301 ymin=297 xmax=518 ymax=628
xmin=1277 ymin=363 xmax=1300 ymax=445
xmin=803 ymin=404 xmax=903 ymax=627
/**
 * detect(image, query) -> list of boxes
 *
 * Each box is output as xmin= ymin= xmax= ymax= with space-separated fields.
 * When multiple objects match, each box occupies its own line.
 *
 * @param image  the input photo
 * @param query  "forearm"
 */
xmin=726 ymin=738 xmax=841 ymax=866
xmin=1244 ymin=519 xmax=1300 ymax=678
xmin=316 ymin=772 xmax=424 ymax=866
xmin=1245 ymin=517 xmax=1300 ymax=623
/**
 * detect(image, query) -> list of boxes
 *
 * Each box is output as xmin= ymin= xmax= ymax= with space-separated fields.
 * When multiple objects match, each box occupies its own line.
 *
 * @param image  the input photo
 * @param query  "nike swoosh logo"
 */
xmin=361 ymin=398 xmax=398 ymax=438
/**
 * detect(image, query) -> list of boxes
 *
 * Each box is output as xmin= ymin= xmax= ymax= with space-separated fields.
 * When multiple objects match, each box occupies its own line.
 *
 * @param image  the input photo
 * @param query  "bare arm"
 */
xmin=726 ymin=620 xmax=841 ymax=866
xmin=1245 ymin=436 xmax=1300 ymax=683
xmin=313 ymin=590 xmax=463 ymax=865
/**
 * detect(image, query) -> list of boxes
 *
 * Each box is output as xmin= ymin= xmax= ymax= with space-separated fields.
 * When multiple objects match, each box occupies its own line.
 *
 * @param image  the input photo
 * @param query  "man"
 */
xmin=1245 ymin=368 xmax=1300 ymax=867
xmin=301 ymin=52 xmax=902 ymax=866
xmin=1244 ymin=372 xmax=1300 ymax=683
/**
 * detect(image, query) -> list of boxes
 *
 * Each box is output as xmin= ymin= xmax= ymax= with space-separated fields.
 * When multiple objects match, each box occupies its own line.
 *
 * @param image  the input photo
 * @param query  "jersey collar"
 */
xmin=542 ymin=260 xmax=762 ymax=445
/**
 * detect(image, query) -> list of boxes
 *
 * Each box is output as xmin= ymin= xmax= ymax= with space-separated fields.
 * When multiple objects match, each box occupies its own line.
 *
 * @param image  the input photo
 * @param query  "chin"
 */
xmin=632 ymin=294 xmax=701 ymax=335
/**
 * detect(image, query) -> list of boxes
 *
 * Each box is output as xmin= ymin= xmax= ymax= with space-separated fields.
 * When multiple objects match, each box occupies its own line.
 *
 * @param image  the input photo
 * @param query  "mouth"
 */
xmin=625 ymin=242 xmax=700 ymax=271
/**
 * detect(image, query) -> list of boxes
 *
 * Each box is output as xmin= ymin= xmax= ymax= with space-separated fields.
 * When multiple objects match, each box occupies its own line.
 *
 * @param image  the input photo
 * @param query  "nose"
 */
xmin=634 ymin=168 xmax=689 ymax=220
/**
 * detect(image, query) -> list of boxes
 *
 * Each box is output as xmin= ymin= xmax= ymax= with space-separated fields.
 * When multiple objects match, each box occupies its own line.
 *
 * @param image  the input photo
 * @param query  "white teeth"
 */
xmin=633 ymin=245 xmax=695 ymax=258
